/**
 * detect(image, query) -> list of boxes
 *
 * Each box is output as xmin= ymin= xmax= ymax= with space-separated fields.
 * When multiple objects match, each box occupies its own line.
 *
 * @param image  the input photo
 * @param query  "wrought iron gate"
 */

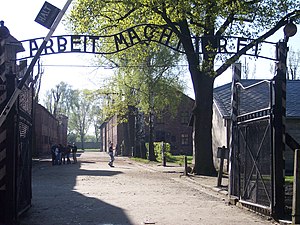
xmin=230 ymin=80 xmax=274 ymax=214
xmin=0 ymin=36 xmax=33 ymax=223
xmin=16 ymin=83 xmax=33 ymax=217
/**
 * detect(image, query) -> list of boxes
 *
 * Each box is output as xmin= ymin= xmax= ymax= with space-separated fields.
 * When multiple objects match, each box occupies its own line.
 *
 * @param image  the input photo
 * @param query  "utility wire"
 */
xmin=36 ymin=64 xmax=190 ymax=68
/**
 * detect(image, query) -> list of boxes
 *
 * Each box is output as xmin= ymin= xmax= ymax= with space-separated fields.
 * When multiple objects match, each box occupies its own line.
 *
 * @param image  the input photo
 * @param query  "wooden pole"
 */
xmin=183 ymin=155 xmax=188 ymax=176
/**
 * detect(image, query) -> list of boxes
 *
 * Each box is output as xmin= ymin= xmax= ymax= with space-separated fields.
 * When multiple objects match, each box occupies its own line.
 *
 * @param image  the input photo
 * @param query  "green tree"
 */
xmin=68 ymin=89 xmax=94 ymax=149
xmin=100 ymin=45 xmax=184 ymax=160
xmin=68 ymin=0 xmax=299 ymax=175
xmin=44 ymin=82 xmax=73 ymax=117
xmin=91 ymin=105 xmax=103 ymax=143
xmin=44 ymin=84 xmax=98 ymax=147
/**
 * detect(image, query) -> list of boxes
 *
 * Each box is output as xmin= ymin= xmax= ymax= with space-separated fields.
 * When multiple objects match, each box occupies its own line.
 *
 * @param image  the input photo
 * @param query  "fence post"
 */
xmin=183 ymin=155 xmax=188 ymax=176
xmin=273 ymin=41 xmax=287 ymax=218
xmin=217 ymin=146 xmax=226 ymax=187
xmin=161 ymin=142 xmax=166 ymax=167
xmin=229 ymin=63 xmax=241 ymax=197
xmin=292 ymin=149 xmax=300 ymax=224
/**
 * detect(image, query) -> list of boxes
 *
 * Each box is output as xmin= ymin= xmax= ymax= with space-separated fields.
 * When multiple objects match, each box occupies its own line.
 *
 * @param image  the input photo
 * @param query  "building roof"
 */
xmin=213 ymin=79 xmax=300 ymax=119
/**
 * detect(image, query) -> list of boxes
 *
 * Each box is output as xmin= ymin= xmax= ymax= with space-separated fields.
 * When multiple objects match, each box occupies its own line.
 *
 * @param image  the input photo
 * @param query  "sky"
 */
xmin=1 ymin=0 xmax=115 ymax=103
xmin=1 ymin=0 xmax=300 ymax=103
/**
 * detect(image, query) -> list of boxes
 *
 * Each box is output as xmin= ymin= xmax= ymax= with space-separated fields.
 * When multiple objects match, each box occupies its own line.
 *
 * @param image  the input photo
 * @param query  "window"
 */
xmin=181 ymin=133 xmax=189 ymax=145
xmin=181 ymin=111 xmax=190 ymax=124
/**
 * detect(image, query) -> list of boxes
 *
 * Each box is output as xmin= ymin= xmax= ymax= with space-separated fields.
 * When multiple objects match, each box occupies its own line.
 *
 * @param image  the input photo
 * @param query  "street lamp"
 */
xmin=283 ymin=20 xmax=297 ymax=41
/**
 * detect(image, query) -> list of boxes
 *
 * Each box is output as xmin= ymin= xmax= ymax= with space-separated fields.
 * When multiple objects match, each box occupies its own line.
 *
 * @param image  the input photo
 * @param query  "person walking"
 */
xmin=108 ymin=142 xmax=115 ymax=167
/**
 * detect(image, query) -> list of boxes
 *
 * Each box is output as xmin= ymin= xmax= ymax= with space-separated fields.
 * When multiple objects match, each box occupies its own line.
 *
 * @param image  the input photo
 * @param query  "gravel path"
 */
xmin=19 ymin=151 xmax=278 ymax=225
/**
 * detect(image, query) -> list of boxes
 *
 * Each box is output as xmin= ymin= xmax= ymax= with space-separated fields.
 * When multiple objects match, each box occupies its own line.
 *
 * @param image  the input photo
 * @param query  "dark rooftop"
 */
xmin=213 ymin=79 xmax=300 ymax=119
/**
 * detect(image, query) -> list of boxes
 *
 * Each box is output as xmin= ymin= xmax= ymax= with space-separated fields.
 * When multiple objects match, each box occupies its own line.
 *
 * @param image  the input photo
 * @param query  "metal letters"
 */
xmin=16 ymin=24 xmax=277 ymax=61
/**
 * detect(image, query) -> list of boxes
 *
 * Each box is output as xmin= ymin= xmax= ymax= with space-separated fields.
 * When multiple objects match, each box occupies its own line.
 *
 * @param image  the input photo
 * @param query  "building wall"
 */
xmin=100 ymin=94 xmax=194 ymax=156
xmin=212 ymin=104 xmax=229 ymax=170
xmin=99 ymin=122 xmax=106 ymax=152
xmin=74 ymin=142 xmax=101 ymax=149
xmin=152 ymin=95 xmax=194 ymax=155
xmin=34 ymin=103 xmax=67 ymax=155
xmin=57 ymin=114 xmax=68 ymax=146
xmin=100 ymin=115 xmax=125 ymax=153
xmin=106 ymin=115 xmax=118 ymax=151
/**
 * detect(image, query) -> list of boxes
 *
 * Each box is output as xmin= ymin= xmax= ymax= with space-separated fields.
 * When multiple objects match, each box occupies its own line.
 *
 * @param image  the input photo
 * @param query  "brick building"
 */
xmin=33 ymin=102 xmax=68 ymax=156
xmin=100 ymin=93 xmax=194 ymax=156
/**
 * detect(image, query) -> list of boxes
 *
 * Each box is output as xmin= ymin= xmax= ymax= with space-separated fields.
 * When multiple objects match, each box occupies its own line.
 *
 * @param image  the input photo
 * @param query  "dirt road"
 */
xmin=20 ymin=151 xmax=277 ymax=225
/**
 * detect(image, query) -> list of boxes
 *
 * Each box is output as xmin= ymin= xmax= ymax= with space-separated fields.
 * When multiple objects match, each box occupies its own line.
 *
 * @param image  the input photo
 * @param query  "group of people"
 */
xmin=51 ymin=143 xmax=78 ymax=165
xmin=51 ymin=141 xmax=117 ymax=167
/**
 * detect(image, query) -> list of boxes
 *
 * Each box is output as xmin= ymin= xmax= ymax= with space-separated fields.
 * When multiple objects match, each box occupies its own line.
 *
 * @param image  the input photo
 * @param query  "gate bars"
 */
xmin=229 ymin=76 xmax=274 ymax=214
xmin=0 ymin=22 xmax=33 ymax=224
xmin=229 ymin=40 xmax=288 ymax=218
xmin=0 ymin=21 xmax=9 ymax=192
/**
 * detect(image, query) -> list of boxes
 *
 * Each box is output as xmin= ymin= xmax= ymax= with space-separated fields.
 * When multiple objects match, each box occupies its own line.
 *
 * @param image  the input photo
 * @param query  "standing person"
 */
xmin=72 ymin=143 xmax=78 ymax=164
xmin=54 ymin=145 xmax=62 ymax=165
xmin=50 ymin=144 xmax=57 ymax=166
xmin=62 ymin=145 xmax=71 ymax=164
xmin=108 ymin=142 xmax=114 ymax=167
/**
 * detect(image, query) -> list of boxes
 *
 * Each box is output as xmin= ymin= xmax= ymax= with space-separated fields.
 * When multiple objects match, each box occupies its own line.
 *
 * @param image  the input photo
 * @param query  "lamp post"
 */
xmin=273 ymin=21 xmax=297 ymax=219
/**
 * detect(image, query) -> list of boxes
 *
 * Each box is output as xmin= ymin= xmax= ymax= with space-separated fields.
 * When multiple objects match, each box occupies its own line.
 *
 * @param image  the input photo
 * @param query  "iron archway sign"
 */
xmin=17 ymin=24 xmax=278 ymax=61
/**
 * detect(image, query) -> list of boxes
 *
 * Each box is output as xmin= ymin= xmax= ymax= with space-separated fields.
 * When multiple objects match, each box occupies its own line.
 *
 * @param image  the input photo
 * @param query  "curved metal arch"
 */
xmin=15 ymin=24 xmax=278 ymax=61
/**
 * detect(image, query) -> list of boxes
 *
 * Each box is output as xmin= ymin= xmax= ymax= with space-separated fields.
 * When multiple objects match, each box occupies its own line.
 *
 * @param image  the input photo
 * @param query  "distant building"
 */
xmin=33 ymin=102 xmax=68 ymax=156
xmin=100 ymin=93 xmax=194 ymax=156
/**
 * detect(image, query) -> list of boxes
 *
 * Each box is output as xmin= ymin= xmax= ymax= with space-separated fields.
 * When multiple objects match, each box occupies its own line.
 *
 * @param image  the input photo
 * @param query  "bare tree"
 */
xmin=287 ymin=48 xmax=300 ymax=80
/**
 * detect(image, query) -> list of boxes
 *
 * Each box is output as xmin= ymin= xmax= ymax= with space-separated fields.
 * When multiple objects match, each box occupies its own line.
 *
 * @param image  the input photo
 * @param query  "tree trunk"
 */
xmin=177 ymin=19 xmax=217 ymax=176
xmin=80 ymin=134 xmax=84 ymax=150
xmin=192 ymin=72 xmax=217 ymax=176
xmin=124 ymin=107 xmax=135 ymax=156
xmin=148 ymin=111 xmax=156 ymax=161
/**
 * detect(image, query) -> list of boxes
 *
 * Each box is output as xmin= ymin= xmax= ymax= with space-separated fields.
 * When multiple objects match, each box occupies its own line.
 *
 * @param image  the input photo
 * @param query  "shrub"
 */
xmin=145 ymin=142 xmax=171 ymax=161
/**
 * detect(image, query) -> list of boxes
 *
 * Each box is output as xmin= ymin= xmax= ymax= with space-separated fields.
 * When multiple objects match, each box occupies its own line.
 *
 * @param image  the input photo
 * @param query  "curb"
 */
xmin=131 ymin=158 xmax=229 ymax=197
xmin=182 ymin=174 xmax=229 ymax=196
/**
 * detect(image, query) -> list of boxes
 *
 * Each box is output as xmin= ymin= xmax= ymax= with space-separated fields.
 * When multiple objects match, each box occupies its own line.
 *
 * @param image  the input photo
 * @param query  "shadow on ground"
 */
xmin=19 ymin=156 xmax=133 ymax=225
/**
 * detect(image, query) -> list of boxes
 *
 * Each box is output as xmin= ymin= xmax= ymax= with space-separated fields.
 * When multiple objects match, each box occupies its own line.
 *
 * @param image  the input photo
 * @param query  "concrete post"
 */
xmin=292 ymin=149 xmax=300 ymax=225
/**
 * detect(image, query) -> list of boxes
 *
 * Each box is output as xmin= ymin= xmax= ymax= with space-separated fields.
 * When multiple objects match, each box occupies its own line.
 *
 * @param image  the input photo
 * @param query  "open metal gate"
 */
xmin=230 ymin=43 xmax=288 ymax=218
xmin=230 ymin=80 xmax=274 ymax=214
xmin=16 ymin=82 xmax=33 ymax=217
xmin=0 ymin=33 xmax=33 ymax=224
